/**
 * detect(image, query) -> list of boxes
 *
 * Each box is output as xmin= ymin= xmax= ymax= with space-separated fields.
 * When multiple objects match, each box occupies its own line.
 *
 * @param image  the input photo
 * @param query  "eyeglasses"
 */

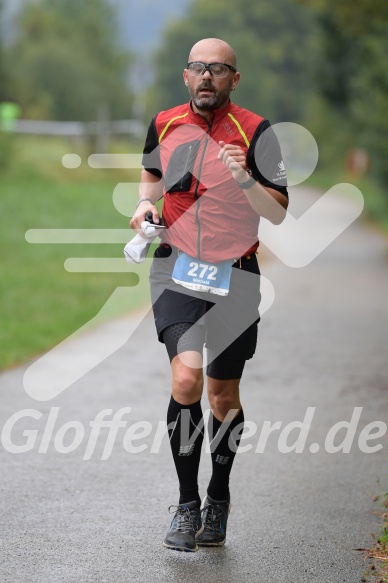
xmin=186 ymin=61 xmax=237 ymax=78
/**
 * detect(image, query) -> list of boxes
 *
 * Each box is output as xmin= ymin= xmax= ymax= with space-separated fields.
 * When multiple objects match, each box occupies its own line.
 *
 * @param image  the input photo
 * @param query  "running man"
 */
xmin=130 ymin=38 xmax=288 ymax=552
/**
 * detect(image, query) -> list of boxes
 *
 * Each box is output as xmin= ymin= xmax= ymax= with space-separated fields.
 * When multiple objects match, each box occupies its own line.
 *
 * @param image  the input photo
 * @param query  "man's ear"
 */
xmin=183 ymin=70 xmax=189 ymax=86
xmin=231 ymin=72 xmax=241 ymax=92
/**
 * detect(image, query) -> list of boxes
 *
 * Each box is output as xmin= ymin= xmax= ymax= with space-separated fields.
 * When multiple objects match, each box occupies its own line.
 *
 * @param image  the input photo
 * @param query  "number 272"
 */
xmin=187 ymin=262 xmax=218 ymax=280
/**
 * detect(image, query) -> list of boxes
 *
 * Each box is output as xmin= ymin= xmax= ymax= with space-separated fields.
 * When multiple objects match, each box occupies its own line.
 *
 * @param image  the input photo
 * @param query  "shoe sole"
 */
xmin=197 ymin=539 xmax=226 ymax=547
xmin=162 ymin=524 xmax=205 ymax=552
xmin=197 ymin=497 xmax=231 ymax=547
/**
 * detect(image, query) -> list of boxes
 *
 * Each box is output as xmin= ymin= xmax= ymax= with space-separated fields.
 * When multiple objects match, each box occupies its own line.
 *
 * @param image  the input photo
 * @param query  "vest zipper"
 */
xmin=194 ymin=119 xmax=213 ymax=259
xmin=179 ymin=144 xmax=192 ymax=190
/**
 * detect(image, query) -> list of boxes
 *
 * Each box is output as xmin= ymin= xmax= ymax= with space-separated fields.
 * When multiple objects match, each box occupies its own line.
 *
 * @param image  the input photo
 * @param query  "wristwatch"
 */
xmin=235 ymin=175 xmax=256 ymax=189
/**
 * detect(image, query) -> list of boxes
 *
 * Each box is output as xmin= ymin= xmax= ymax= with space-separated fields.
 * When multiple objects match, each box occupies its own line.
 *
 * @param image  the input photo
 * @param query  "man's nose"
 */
xmin=201 ymin=69 xmax=212 ymax=79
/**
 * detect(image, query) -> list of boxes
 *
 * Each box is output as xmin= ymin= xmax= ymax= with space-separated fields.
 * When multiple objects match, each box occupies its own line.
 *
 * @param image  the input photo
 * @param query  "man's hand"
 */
xmin=130 ymin=201 xmax=160 ymax=235
xmin=218 ymin=140 xmax=288 ymax=223
xmin=218 ymin=140 xmax=248 ymax=182
xmin=130 ymin=170 xmax=164 ymax=234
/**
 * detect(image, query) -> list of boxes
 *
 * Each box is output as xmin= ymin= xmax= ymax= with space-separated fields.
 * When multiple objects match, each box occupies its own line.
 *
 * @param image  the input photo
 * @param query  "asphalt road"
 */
xmin=1 ymin=186 xmax=387 ymax=583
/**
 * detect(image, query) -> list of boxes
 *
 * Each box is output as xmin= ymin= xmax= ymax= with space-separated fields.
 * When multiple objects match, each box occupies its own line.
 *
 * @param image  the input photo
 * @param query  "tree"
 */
xmin=297 ymin=0 xmax=388 ymax=35
xmin=296 ymin=0 xmax=388 ymax=184
xmin=7 ymin=0 xmax=132 ymax=120
xmin=151 ymin=0 xmax=317 ymax=124
xmin=150 ymin=0 xmax=388 ymax=188
xmin=351 ymin=22 xmax=388 ymax=184
xmin=0 ymin=0 xmax=8 ymax=102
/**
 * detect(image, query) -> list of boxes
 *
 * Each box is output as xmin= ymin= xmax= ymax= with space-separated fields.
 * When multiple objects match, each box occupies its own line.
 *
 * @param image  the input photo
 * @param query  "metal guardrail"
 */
xmin=10 ymin=119 xmax=145 ymax=139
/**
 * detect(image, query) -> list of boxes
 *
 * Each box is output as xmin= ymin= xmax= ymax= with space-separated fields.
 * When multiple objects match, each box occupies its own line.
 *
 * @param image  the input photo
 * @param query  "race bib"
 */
xmin=172 ymin=252 xmax=233 ymax=296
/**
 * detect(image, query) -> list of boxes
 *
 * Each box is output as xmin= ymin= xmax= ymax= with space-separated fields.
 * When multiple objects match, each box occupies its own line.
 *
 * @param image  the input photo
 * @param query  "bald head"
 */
xmin=184 ymin=37 xmax=240 ymax=117
xmin=188 ymin=38 xmax=237 ymax=68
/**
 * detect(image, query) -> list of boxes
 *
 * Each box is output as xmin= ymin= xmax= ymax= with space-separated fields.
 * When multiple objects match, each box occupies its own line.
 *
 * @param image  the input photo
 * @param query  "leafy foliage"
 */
xmin=151 ymin=0 xmax=388 ymax=190
xmin=5 ymin=0 xmax=132 ymax=120
xmin=350 ymin=23 xmax=388 ymax=185
xmin=151 ymin=0 xmax=317 ymax=123
xmin=297 ymin=0 xmax=388 ymax=186
xmin=0 ymin=0 xmax=8 ymax=102
xmin=298 ymin=0 xmax=388 ymax=35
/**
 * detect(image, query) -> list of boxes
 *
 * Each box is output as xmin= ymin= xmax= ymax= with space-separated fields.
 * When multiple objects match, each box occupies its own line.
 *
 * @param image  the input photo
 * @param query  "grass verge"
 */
xmin=362 ymin=489 xmax=388 ymax=582
xmin=2 ymin=135 xmax=388 ymax=371
xmin=0 ymin=134 xmax=151 ymax=370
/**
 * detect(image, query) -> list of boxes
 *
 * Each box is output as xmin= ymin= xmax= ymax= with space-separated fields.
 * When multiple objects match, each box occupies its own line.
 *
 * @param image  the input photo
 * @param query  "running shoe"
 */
xmin=197 ymin=495 xmax=231 ymax=546
xmin=163 ymin=500 xmax=204 ymax=552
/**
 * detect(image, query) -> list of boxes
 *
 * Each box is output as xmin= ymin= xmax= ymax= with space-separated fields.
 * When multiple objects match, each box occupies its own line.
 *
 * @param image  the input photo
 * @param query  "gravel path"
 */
xmin=1 ymin=186 xmax=387 ymax=583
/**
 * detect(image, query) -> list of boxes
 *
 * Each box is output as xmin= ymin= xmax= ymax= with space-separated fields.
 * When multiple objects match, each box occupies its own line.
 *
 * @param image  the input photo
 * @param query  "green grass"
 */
xmin=0 ymin=134 xmax=151 ymax=370
xmin=2 ymin=134 xmax=388 ymax=371
xmin=362 ymin=489 xmax=388 ymax=582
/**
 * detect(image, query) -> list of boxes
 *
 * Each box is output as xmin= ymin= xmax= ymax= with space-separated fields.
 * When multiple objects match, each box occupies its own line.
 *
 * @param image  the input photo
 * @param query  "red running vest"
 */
xmin=152 ymin=101 xmax=266 ymax=262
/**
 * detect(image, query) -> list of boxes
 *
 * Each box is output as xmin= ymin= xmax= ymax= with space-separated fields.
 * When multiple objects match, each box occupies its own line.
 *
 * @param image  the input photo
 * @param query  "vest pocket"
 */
xmin=164 ymin=139 xmax=200 ymax=193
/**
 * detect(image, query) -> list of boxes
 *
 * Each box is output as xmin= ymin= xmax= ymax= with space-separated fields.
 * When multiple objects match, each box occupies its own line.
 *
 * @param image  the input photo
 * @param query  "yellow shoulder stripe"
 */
xmin=158 ymin=113 xmax=189 ymax=143
xmin=227 ymin=113 xmax=250 ymax=148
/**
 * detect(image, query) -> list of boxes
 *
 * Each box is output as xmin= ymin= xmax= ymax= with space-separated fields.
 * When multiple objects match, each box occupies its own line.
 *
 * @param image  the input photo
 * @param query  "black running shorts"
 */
xmin=149 ymin=245 xmax=261 ymax=366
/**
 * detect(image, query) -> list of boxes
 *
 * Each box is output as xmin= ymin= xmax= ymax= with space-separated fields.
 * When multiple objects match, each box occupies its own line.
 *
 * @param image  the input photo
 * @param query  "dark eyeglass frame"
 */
xmin=186 ymin=61 xmax=237 ymax=77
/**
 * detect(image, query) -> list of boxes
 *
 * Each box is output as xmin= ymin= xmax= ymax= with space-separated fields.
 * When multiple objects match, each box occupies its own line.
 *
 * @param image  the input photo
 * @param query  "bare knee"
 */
xmin=172 ymin=355 xmax=203 ymax=404
xmin=207 ymin=379 xmax=241 ymax=421
xmin=209 ymin=393 xmax=238 ymax=420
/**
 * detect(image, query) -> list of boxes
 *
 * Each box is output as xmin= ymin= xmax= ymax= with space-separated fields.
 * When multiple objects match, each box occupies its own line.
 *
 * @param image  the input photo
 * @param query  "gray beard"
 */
xmin=193 ymin=94 xmax=218 ymax=110
xmin=190 ymin=82 xmax=233 ymax=111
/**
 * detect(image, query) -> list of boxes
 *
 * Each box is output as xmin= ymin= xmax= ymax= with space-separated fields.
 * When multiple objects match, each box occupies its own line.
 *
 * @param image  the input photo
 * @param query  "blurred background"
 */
xmin=1 ymin=0 xmax=387 ymax=370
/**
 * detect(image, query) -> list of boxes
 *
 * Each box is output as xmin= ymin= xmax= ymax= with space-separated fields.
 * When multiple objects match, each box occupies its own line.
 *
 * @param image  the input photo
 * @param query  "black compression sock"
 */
xmin=167 ymin=396 xmax=204 ymax=506
xmin=207 ymin=408 xmax=245 ymax=501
